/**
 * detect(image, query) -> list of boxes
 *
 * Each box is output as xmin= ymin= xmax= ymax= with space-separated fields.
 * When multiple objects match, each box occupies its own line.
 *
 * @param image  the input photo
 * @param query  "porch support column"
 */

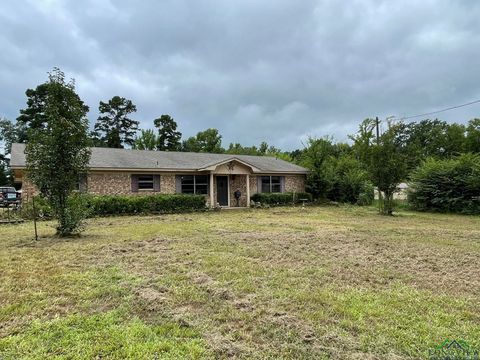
xmin=246 ymin=174 xmax=250 ymax=207
xmin=209 ymin=172 xmax=214 ymax=208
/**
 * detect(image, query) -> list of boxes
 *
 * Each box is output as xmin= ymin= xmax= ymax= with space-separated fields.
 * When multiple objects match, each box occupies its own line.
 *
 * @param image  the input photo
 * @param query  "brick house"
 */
xmin=10 ymin=143 xmax=308 ymax=208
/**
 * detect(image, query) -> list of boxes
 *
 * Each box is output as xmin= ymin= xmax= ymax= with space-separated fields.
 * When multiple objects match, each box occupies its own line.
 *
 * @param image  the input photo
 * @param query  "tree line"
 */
xmin=297 ymin=118 xmax=480 ymax=214
xmin=0 ymin=80 xmax=294 ymax=185
xmin=1 ymin=68 xmax=479 ymax=225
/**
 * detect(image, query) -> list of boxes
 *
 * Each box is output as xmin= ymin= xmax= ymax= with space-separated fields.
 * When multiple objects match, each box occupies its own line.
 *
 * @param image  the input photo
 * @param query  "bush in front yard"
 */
xmin=408 ymin=154 xmax=480 ymax=214
xmin=251 ymin=192 xmax=312 ymax=206
xmin=21 ymin=196 xmax=54 ymax=219
xmin=87 ymin=194 xmax=207 ymax=216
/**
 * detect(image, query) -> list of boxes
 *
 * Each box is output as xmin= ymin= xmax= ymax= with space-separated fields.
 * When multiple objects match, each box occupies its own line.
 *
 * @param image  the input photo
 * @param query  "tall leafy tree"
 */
xmin=289 ymin=149 xmax=304 ymax=163
xmin=349 ymin=119 xmax=377 ymax=163
xmin=263 ymin=144 xmax=293 ymax=161
xmin=224 ymin=141 xmax=293 ymax=160
xmin=182 ymin=128 xmax=223 ymax=153
xmin=300 ymin=136 xmax=371 ymax=203
xmin=133 ymin=129 xmax=158 ymax=150
xmin=0 ymin=118 xmax=19 ymax=186
xmin=443 ymin=122 xmax=466 ymax=156
xmin=0 ymin=118 xmax=25 ymax=156
xmin=392 ymin=119 xmax=468 ymax=171
xmin=0 ymin=152 xmax=11 ymax=186
xmin=17 ymin=84 xmax=50 ymax=130
xmin=401 ymin=119 xmax=465 ymax=165
xmin=15 ymin=81 xmax=60 ymax=144
xmin=226 ymin=143 xmax=260 ymax=155
xmin=154 ymin=114 xmax=182 ymax=151
xmin=352 ymin=121 xmax=408 ymax=215
xmin=258 ymin=141 xmax=269 ymax=154
xmin=300 ymin=137 xmax=342 ymax=198
xmin=465 ymin=118 xmax=480 ymax=153
xmin=25 ymin=68 xmax=91 ymax=236
xmin=88 ymin=130 xmax=106 ymax=147
xmin=94 ymin=96 xmax=138 ymax=148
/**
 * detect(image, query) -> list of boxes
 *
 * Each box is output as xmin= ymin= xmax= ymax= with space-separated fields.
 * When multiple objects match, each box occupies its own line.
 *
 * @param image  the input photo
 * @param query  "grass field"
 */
xmin=0 ymin=206 xmax=479 ymax=359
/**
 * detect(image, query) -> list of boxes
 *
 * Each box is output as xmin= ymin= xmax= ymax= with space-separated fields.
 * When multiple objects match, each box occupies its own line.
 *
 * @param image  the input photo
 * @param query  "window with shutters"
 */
xmin=132 ymin=174 xmax=160 ymax=192
xmin=138 ymin=175 xmax=154 ymax=190
xmin=181 ymin=175 xmax=208 ymax=194
xmin=260 ymin=176 xmax=282 ymax=193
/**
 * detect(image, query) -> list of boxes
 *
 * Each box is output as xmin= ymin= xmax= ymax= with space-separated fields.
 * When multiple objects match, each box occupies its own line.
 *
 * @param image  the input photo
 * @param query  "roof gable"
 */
xmin=197 ymin=157 xmax=261 ymax=172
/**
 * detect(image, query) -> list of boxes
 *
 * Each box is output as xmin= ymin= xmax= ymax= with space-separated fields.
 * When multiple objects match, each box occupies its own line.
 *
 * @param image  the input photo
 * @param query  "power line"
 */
xmin=400 ymin=98 xmax=480 ymax=120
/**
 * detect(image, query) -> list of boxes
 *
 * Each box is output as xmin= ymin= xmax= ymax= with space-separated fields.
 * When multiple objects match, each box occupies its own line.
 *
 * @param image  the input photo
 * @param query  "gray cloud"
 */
xmin=1 ymin=0 xmax=480 ymax=150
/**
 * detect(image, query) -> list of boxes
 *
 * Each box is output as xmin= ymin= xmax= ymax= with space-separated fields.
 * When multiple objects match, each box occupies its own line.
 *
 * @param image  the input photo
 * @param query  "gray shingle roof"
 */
xmin=10 ymin=143 xmax=308 ymax=174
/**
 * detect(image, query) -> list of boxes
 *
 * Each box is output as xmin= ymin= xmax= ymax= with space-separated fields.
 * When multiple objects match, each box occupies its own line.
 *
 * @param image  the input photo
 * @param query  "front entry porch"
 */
xmin=208 ymin=173 xmax=250 ymax=208
xmin=202 ymin=159 xmax=256 ymax=208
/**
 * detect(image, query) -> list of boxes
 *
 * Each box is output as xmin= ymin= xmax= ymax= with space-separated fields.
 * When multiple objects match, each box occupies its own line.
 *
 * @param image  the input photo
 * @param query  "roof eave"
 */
xmin=10 ymin=165 xmax=308 ymax=174
xmin=253 ymin=170 xmax=309 ymax=175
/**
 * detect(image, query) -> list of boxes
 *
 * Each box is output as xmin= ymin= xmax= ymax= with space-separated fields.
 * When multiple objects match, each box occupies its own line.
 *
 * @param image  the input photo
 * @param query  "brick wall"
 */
xmin=87 ymin=172 xmax=176 ymax=195
xmin=21 ymin=177 xmax=39 ymax=201
xmin=87 ymin=172 xmax=131 ymax=195
xmin=249 ymin=175 xmax=306 ymax=194
xmin=229 ymin=175 xmax=248 ymax=207
xmin=249 ymin=175 xmax=258 ymax=194
xmin=161 ymin=175 xmax=176 ymax=194
xmin=284 ymin=175 xmax=306 ymax=193
xmin=20 ymin=171 xmax=306 ymax=205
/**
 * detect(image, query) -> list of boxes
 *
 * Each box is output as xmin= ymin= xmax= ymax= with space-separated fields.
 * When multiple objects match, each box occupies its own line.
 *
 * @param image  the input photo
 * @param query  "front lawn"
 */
xmin=0 ymin=206 xmax=479 ymax=359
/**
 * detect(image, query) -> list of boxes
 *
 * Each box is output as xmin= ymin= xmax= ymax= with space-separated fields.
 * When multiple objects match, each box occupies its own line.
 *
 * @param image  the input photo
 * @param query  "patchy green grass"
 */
xmin=0 ymin=206 xmax=479 ymax=359
xmin=0 ymin=310 xmax=207 ymax=359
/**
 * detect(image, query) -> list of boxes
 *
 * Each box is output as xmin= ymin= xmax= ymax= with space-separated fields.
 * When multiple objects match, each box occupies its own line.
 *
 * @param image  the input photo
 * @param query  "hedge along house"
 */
xmin=10 ymin=143 xmax=308 ymax=208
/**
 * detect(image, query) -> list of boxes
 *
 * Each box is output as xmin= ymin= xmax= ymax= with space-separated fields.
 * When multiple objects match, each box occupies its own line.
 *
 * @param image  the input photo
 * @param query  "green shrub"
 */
xmin=357 ymin=182 xmax=375 ymax=206
xmin=251 ymin=192 xmax=312 ymax=206
xmin=21 ymin=194 xmax=207 ymax=218
xmin=21 ymin=196 xmax=54 ymax=219
xmin=408 ymin=153 xmax=480 ymax=214
xmin=86 ymin=194 xmax=207 ymax=216
xmin=304 ymin=151 xmax=374 ymax=205
xmin=57 ymin=194 xmax=91 ymax=235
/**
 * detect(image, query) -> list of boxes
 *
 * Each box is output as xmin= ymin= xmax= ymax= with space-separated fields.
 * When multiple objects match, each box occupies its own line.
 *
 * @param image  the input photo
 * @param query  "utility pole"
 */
xmin=375 ymin=116 xmax=380 ymax=144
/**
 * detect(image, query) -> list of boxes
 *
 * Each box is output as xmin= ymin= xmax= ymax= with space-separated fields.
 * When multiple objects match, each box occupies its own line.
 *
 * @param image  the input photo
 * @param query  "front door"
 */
xmin=216 ymin=176 xmax=229 ymax=206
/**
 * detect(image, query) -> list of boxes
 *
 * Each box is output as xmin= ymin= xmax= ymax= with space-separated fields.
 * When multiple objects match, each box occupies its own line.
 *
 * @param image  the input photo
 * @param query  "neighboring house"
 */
xmin=10 ymin=143 xmax=308 ymax=208
xmin=374 ymin=182 xmax=409 ymax=200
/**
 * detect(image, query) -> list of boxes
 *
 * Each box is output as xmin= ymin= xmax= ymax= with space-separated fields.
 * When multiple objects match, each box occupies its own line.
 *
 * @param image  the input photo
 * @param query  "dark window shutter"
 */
xmin=175 ymin=175 xmax=182 ymax=193
xmin=280 ymin=176 xmax=285 ymax=193
xmin=131 ymin=175 xmax=139 ymax=192
xmin=257 ymin=176 xmax=262 ymax=193
xmin=153 ymin=175 xmax=160 ymax=192
xmin=79 ymin=174 xmax=87 ymax=193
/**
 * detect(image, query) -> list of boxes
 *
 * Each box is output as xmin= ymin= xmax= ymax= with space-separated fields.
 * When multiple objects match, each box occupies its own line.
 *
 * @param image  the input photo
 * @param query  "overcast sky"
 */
xmin=1 ymin=0 xmax=480 ymax=150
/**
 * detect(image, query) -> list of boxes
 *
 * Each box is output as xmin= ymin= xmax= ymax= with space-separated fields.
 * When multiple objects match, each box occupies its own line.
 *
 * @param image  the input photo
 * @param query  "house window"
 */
xmin=261 ymin=176 xmax=282 ymax=193
xmin=138 ymin=175 xmax=154 ymax=190
xmin=132 ymin=175 xmax=160 ymax=192
xmin=181 ymin=175 xmax=209 ymax=195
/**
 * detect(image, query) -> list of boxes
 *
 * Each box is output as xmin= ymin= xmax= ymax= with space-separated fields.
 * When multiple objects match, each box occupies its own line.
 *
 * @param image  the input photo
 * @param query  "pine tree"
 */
xmin=154 ymin=115 xmax=182 ymax=151
xmin=94 ymin=96 xmax=139 ymax=148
